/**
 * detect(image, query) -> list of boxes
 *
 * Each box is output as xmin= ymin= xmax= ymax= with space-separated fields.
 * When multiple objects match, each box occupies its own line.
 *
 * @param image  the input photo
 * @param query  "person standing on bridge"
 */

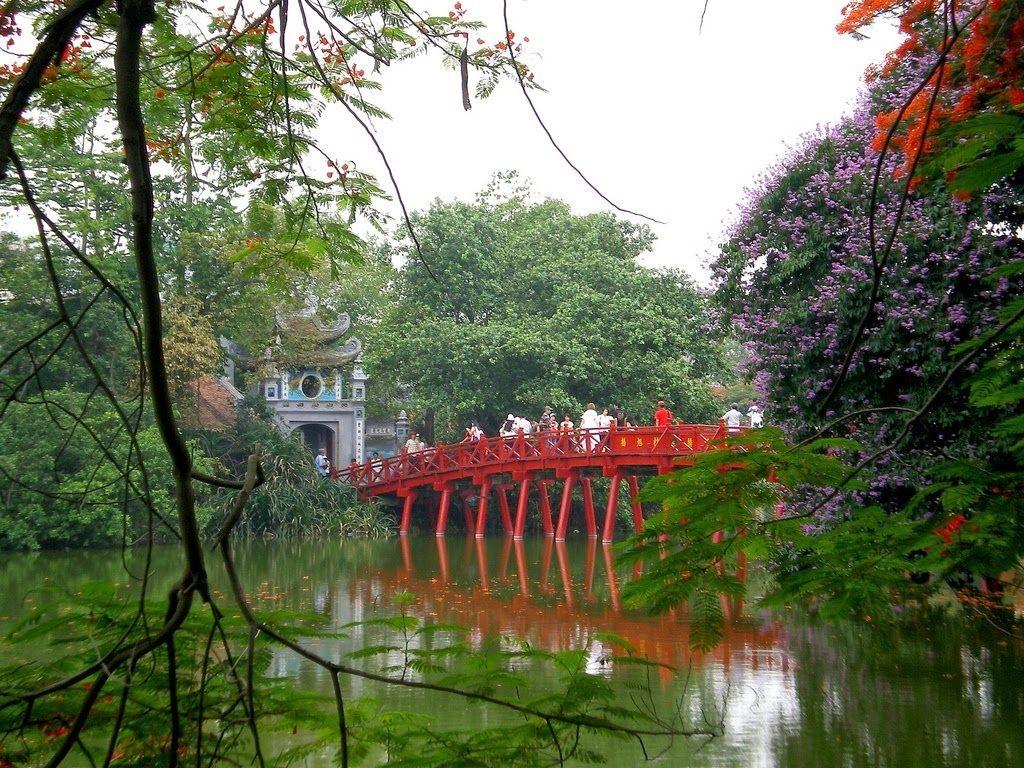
xmin=499 ymin=414 xmax=516 ymax=438
xmin=465 ymin=421 xmax=483 ymax=443
xmin=723 ymin=403 xmax=744 ymax=434
xmin=613 ymin=405 xmax=629 ymax=428
xmin=515 ymin=414 xmax=532 ymax=434
xmin=404 ymin=432 xmax=421 ymax=453
xmin=653 ymin=400 xmax=673 ymax=428
xmin=580 ymin=402 xmax=600 ymax=452
xmin=748 ymin=404 xmax=765 ymax=428
xmin=539 ymin=406 xmax=555 ymax=433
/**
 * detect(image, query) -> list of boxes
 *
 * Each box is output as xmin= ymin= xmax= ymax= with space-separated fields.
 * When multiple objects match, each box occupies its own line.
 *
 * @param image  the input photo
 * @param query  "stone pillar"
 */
xmin=354 ymin=408 xmax=365 ymax=463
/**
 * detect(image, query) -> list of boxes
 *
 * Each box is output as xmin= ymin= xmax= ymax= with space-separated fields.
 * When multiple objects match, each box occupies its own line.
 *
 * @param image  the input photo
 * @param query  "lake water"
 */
xmin=1 ymin=537 xmax=1022 ymax=767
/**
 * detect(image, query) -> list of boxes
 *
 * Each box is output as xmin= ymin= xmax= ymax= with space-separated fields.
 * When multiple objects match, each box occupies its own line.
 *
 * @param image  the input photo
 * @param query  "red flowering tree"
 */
xmin=839 ymin=0 xmax=1024 ymax=192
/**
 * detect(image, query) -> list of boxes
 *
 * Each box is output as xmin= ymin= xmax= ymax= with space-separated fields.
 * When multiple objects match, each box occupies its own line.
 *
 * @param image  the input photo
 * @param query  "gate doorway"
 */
xmin=296 ymin=424 xmax=335 ymax=466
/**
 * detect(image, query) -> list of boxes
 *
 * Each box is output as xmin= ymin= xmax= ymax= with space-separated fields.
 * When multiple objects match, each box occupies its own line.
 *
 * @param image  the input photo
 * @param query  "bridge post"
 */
xmin=602 ymin=471 xmax=623 ymax=543
xmin=581 ymin=477 xmax=597 ymax=538
xmin=555 ymin=471 xmax=578 ymax=541
xmin=496 ymin=484 xmax=514 ymax=535
xmin=513 ymin=475 xmax=532 ymax=539
xmin=627 ymin=475 xmax=644 ymax=532
xmin=538 ymin=480 xmax=554 ymax=535
xmin=435 ymin=484 xmax=454 ymax=536
xmin=474 ymin=476 xmax=492 ymax=538
xmin=399 ymin=490 xmax=417 ymax=536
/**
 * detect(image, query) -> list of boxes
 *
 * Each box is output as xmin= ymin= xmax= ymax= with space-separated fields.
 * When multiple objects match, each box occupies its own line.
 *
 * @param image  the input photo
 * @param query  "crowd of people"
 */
xmin=452 ymin=399 xmax=766 ymax=448
xmin=319 ymin=400 xmax=768 ymax=475
xmin=322 ymin=400 xmax=768 ymax=476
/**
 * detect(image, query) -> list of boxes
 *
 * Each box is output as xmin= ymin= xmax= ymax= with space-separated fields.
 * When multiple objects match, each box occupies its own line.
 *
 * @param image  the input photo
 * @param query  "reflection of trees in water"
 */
xmin=773 ymin=617 xmax=1024 ymax=768
xmin=6 ymin=541 xmax=1022 ymax=768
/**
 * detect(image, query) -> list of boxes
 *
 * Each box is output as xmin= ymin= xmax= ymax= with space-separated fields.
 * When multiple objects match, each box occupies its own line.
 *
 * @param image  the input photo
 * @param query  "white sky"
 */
xmin=320 ymin=1 xmax=902 ymax=283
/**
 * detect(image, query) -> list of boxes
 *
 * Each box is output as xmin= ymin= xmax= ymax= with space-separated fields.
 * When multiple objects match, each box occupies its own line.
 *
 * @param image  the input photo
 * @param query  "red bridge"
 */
xmin=335 ymin=423 xmax=738 ymax=543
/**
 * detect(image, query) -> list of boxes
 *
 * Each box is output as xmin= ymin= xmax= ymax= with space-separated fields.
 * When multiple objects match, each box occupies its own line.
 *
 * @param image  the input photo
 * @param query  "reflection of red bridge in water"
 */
xmin=336 ymin=424 xmax=741 ymax=542
xmin=349 ymin=536 xmax=787 ymax=679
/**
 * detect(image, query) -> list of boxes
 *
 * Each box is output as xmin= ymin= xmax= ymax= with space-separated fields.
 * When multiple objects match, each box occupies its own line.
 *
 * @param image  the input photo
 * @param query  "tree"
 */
xmin=0 ymin=2 xmax=712 ymax=765
xmin=838 ymin=0 xmax=1024 ymax=194
xmin=620 ymin=6 xmax=1024 ymax=649
xmin=712 ymin=92 xmax=1022 ymax=508
xmin=370 ymin=179 xmax=727 ymax=438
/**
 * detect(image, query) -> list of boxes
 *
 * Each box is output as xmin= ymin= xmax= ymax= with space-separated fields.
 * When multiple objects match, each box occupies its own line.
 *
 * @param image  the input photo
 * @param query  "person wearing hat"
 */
xmin=499 ymin=413 xmax=516 ymax=438
xmin=538 ymin=406 xmax=555 ymax=433
xmin=653 ymin=400 xmax=673 ymax=428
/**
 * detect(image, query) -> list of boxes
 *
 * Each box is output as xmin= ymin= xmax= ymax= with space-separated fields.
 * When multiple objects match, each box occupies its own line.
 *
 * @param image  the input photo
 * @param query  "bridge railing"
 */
xmin=334 ymin=423 xmax=739 ymax=488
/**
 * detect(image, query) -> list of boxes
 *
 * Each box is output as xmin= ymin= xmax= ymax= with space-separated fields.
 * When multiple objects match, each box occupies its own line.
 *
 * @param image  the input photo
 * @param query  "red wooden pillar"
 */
xmin=602 ymin=471 xmax=623 ymax=544
xmin=538 ymin=480 xmax=554 ymax=535
xmin=400 ymin=533 xmax=413 ymax=573
xmin=555 ymin=472 xmax=578 ymax=541
xmin=399 ymin=489 xmax=417 ymax=535
xmin=461 ymin=491 xmax=475 ymax=532
xmin=497 ymin=485 xmax=513 ymax=535
xmin=514 ymin=476 xmax=532 ymax=539
xmin=581 ymin=477 xmax=597 ymax=538
xmin=435 ymin=484 xmax=453 ymax=536
xmin=474 ymin=477 xmax=491 ymax=538
xmin=627 ymin=475 xmax=644 ymax=532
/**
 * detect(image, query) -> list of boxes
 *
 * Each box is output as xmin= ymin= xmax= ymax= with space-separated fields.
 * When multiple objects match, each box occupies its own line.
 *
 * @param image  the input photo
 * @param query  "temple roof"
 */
xmin=275 ymin=310 xmax=362 ymax=366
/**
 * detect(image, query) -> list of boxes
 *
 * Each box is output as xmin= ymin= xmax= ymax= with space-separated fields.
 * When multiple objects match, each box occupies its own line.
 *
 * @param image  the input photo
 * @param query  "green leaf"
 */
xmin=949 ymin=151 xmax=1024 ymax=192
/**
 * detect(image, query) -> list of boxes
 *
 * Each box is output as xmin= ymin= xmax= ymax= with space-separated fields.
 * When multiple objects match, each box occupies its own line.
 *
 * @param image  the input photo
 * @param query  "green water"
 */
xmin=1 ymin=537 xmax=1022 ymax=767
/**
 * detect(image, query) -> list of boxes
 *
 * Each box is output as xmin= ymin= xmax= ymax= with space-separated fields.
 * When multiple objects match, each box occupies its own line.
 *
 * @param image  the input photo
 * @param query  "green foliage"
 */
xmin=926 ymin=113 xmax=1024 ymax=194
xmin=206 ymin=405 xmax=392 ymax=540
xmin=368 ymin=177 xmax=728 ymax=438
xmin=0 ymin=393 xmax=218 ymax=551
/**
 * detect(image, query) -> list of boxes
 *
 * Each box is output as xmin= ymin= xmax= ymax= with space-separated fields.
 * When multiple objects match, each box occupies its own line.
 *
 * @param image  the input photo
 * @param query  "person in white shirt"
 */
xmin=515 ymin=415 xmax=532 ymax=434
xmin=722 ymin=404 xmax=744 ymax=433
xmin=748 ymin=405 xmax=765 ymax=428
xmin=579 ymin=402 xmax=600 ymax=451
xmin=597 ymin=407 xmax=615 ymax=430
xmin=314 ymin=448 xmax=330 ymax=478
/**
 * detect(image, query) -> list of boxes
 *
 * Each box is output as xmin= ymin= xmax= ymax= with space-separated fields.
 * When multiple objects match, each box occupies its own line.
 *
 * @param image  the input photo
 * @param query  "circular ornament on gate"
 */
xmin=301 ymin=374 xmax=323 ymax=399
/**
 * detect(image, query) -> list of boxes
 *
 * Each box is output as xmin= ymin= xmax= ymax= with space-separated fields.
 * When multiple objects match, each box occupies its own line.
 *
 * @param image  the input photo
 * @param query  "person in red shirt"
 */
xmin=653 ymin=400 xmax=672 ymax=427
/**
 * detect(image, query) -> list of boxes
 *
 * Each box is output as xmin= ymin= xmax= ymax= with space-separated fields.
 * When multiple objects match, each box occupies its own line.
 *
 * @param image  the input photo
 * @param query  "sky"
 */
xmin=318 ymin=0 xmax=902 ymax=283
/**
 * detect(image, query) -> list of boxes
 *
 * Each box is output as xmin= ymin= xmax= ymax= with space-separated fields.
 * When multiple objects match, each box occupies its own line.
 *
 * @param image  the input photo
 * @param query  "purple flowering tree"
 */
xmin=712 ymin=78 xmax=1024 ymax=511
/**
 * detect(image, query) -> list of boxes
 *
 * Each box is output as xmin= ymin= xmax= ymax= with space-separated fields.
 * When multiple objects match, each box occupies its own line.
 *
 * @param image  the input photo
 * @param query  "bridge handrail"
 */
xmin=334 ymin=423 xmax=743 ymax=488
